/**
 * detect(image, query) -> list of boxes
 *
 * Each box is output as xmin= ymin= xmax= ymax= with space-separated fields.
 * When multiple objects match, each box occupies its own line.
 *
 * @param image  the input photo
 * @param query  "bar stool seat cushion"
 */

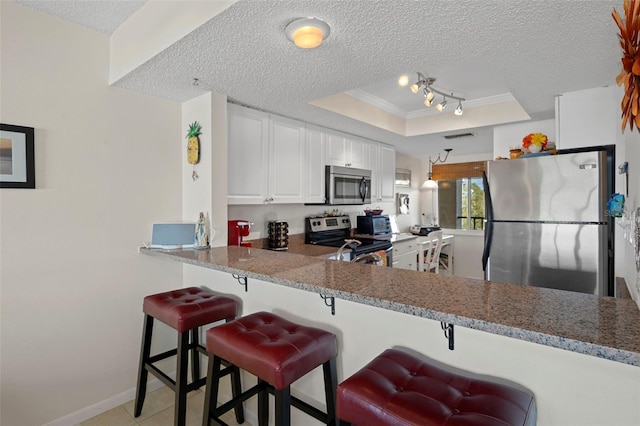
xmin=206 ymin=311 xmax=337 ymax=390
xmin=143 ymin=287 xmax=237 ymax=333
xmin=337 ymin=348 xmax=536 ymax=426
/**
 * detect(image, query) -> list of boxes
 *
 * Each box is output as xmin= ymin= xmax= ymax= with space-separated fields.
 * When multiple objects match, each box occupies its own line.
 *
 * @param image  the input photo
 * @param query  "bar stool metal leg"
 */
xmin=274 ymin=387 xmax=291 ymax=426
xmin=323 ymin=358 xmax=338 ymax=424
xmin=174 ymin=331 xmax=189 ymax=426
xmin=190 ymin=328 xmax=200 ymax=383
xmin=134 ymin=314 xmax=154 ymax=417
xmin=202 ymin=354 xmax=245 ymax=426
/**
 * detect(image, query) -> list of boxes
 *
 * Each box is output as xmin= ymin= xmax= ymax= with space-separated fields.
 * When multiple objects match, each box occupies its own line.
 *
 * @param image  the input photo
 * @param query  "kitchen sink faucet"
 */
xmin=337 ymin=239 xmax=361 ymax=261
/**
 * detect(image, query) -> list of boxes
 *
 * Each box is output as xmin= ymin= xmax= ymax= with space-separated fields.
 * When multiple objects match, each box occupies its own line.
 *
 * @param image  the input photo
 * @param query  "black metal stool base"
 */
xmin=203 ymin=354 xmax=337 ymax=426
xmin=134 ymin=315 xmax=244 ymax=426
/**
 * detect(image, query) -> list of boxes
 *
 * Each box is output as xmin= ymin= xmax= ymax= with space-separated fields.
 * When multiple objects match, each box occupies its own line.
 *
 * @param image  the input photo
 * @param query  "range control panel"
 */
xmin=306 ymin=215 xmax=351 ymax=232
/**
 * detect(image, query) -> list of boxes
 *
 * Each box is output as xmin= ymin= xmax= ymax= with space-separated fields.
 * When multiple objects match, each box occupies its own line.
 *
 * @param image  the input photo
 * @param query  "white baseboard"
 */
xmin=43 ymin=379 xmax=164 ymax=426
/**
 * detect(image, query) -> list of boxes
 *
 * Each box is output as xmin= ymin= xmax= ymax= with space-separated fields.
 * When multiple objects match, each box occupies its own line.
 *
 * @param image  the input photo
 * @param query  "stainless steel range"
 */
xmin=305 ymin=215 xmax=393 ymax=266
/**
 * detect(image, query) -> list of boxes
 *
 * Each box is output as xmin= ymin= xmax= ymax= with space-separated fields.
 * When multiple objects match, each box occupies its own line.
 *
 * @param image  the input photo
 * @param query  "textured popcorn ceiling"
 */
xmin=13 ymin=0 xmax=624 ymax=158
xmin=15 ymin=0 xmax=145 ymax=34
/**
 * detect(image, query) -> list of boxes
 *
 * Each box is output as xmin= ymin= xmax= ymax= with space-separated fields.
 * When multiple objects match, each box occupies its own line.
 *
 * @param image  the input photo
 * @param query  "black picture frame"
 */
xmin=0 ymin=123 xmax=35 ymax=188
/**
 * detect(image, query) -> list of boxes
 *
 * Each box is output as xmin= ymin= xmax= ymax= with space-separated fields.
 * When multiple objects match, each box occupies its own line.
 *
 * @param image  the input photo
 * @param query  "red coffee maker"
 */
xmin=228 ymin=220 xmax=252 ymax=247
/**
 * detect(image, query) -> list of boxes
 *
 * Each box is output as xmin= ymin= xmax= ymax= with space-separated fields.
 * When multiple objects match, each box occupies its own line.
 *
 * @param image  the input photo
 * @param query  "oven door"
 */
xmin=327 ymin=165 xmax=371 ymax=205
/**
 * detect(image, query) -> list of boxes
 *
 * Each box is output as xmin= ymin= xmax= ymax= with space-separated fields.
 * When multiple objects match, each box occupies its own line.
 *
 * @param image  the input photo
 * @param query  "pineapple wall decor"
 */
xmin=186 ymin=121 xmax=201 ymax=181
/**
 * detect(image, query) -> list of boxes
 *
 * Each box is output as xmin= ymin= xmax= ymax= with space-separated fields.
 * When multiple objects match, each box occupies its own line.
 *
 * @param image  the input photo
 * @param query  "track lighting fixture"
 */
xmin=399 ymin=72 xmax=465 ymax=114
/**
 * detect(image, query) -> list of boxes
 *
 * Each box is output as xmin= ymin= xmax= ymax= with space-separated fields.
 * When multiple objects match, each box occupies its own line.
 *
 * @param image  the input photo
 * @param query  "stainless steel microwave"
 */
xmin=325 ymin=165 xmax=371 ymax=205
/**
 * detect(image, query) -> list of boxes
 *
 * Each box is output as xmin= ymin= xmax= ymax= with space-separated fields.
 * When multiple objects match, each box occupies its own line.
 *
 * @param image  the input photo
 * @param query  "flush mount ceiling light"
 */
xmin=285 ymin=17 xmax=330 ymax=49
xmin=399 ymin=72 xmax=465 ymax=115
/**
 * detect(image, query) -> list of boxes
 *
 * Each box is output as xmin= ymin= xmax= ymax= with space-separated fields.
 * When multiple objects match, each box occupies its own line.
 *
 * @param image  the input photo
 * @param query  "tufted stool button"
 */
xmin=396 ymin=386 xmax=404 ymax=392
xmin=410 ymin=371 xmax=417 ymax=376
xmin=452 ymin=409 xmax=461 ymax=415
xmin=462 ymin=391 xmax=470 ymax=396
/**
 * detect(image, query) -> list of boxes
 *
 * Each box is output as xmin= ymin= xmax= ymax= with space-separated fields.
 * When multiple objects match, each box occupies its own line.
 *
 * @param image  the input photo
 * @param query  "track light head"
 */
xmin=410 ymin=83 xmax=420 ymax=94
xmin=454 ymin=101 xmax=463 ymax=115
xmin=426 ymin=89 xmax=434 ymax=102
xmin=436 ymin=98 xmax=447 ymax=112
xmin=424 ymin=97 xmax=433 ymax=107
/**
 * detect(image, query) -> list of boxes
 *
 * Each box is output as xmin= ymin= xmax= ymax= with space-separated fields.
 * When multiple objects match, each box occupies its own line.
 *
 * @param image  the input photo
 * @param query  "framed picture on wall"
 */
xmin=0 ymin=123 xmax=35 ymax=188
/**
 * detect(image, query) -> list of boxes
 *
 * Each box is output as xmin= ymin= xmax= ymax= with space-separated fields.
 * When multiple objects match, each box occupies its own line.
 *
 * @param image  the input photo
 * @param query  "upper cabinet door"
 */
xmin=228 ymin=104 xmax=269 ymax=204
xmin=379 ymin=144 xmax=396 ymax=202
xmin=304 ymin=126 xmax=326 ymax=203
xmin=325 ymin=132 xmax=348 ymax=166
xmin=368 ymin=142 xmax=381 ymax=201
xmin=268 ymin=116 xmax=305 ymax=204
xmin=347 ymin=137 xmax=368 ymax=169
xmin=325 ymin=131 xmax=368 ymax=169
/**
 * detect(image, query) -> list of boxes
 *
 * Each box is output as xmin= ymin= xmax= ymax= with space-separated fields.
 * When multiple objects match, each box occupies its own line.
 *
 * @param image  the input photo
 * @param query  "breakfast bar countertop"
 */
xmin=139 ymin=245 xmax=640 ymax=367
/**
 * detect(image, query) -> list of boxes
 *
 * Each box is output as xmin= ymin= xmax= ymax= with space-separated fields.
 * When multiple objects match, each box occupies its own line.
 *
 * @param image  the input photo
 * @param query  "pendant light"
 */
xmin=424 ymin=148 xmax=452 ymax=189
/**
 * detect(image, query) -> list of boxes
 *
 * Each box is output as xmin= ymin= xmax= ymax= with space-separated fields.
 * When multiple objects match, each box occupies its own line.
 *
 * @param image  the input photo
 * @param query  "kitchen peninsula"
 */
xmin=140 ymin=246 xmax=640 ymax=365
xmin=140 ymin=245 xmax=640 ymax=424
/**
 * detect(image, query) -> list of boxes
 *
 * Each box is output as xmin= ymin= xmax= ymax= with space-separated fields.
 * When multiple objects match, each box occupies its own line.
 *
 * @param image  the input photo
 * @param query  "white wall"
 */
xmin=181 ymin=92 xmax=229 ymax=246
xmin=393 ymin=152 xmax=421 ymax=231
xmin=0 ymin=4 xmax=182 ymax=425
xmin=622 ymin=130 xmax=640 ymax=305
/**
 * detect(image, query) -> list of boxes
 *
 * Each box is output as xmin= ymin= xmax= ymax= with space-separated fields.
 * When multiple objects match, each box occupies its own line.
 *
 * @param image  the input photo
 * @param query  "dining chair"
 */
xmin=420 ymin=230 xmax=443 ymax=273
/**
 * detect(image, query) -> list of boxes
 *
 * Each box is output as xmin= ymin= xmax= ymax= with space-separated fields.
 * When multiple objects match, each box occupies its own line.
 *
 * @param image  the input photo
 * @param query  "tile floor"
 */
xmin=78 ymin=386 xmax=249 ymax=426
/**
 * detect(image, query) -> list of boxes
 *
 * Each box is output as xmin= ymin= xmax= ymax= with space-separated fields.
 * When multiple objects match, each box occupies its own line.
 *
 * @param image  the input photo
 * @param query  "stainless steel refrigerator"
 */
xmin=482 ymin=147 xmax=614 ymax=296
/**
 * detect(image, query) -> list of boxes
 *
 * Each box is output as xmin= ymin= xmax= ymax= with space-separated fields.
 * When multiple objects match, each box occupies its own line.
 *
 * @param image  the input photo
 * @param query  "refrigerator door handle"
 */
xmin=482 ymin=171 xmax=493 ymax=273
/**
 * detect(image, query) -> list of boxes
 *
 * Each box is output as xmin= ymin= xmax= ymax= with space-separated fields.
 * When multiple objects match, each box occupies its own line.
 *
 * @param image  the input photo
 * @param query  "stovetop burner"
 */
xmin=305 ymin=215 xmax=392 ymax=258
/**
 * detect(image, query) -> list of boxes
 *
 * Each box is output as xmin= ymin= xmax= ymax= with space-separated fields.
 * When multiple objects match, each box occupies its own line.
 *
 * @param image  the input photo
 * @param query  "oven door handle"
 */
xmin=359 ymin=177 xmax=368 ymax=202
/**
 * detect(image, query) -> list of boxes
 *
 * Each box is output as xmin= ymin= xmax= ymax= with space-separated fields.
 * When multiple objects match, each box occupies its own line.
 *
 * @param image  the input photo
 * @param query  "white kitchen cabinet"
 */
xmin=304 ymin=126 xmax=327 ymax=203
xmin=325 ymin=131 xmax=368 ymax=169
xmin=228 ymin=105 xmax=304 ymax=204
xmin=379 ymin=144 xmax=396 ymax=202
xmin=555 ymin=86 xmax=622 ymax=150
xmin=228 ymin=104 xmax=269 ymax=204
xmin=268 ymin=115 xmax=305 ymax=203
xmin=369 ymin=142 xmax=396 ymax=203
xmin=392 ymin=236 xmax=417 ymax=270
xmin=347 ymin=136 xmax=368 ymax=169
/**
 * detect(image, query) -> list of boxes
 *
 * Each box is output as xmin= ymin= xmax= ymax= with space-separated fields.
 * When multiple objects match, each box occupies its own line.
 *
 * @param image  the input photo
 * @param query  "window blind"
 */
xmin=432 ymin=161 xmax=486 ymax=180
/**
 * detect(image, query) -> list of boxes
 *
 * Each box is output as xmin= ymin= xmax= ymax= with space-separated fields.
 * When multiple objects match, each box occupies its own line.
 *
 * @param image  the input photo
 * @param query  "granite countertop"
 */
xmin=139 ymin=245 xmax=640 ymax=367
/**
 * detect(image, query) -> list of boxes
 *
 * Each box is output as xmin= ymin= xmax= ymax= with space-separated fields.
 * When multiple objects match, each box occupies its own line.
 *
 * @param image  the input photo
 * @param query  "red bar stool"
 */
xmin=134 ymin=287 xmax=243 ymax=426
xmin=202 ymin=311 xmax=338 ymax=426
xmin=337 ymin=348 xmax=537 ymax=426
